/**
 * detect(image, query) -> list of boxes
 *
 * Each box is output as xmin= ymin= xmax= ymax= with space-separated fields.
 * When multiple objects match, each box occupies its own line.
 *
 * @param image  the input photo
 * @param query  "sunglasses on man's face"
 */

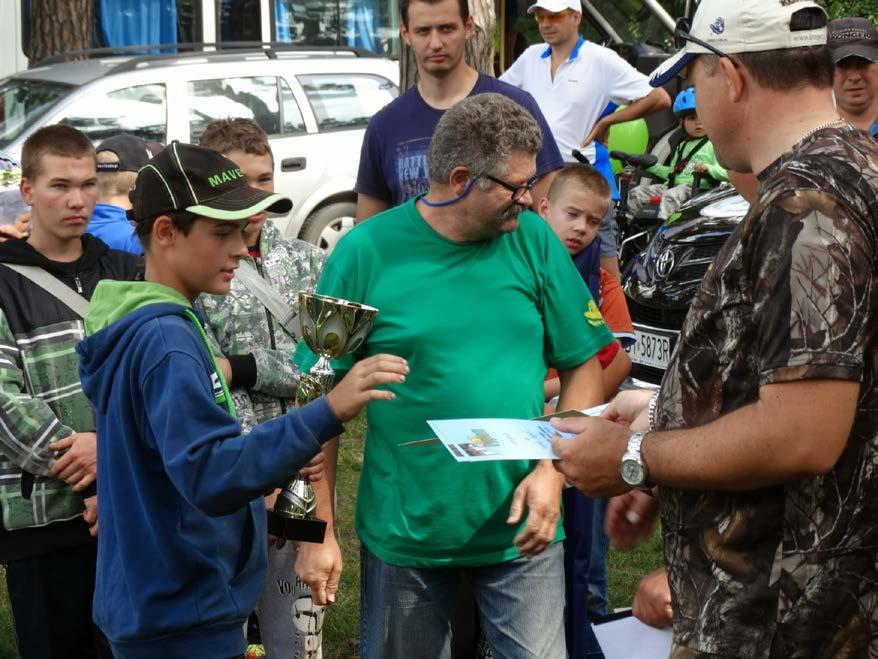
xmin=534 ymin=9 xmax=573 ymax=24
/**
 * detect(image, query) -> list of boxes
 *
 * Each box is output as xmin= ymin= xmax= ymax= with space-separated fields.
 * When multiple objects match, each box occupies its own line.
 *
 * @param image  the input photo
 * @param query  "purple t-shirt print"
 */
xmin=395 ymin=136 xmax=432 ymax=202
xmin=355 ymin=74 xmax=564 ymax=206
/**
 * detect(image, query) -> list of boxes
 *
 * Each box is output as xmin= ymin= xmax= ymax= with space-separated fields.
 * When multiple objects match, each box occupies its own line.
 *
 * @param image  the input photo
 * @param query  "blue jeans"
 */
xmin=360 ymin=543 xmax=567 ymax=659
xmin=587 ymin=498 xmax=610 ymax=618
xmin=562 ymin=488 xmax=610 ymax=659
xmin=597 ymin=206 xmax=618 ymax=258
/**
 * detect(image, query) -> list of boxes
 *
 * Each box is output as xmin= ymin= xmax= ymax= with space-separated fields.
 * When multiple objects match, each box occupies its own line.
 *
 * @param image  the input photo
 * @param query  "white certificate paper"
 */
xmin=426 ymin=418 xmax=576 ymax=462
xmin=425 ymin=405 xmax=608 ymax=462
xmin=593 ymin=612 xmax=673 ymax=658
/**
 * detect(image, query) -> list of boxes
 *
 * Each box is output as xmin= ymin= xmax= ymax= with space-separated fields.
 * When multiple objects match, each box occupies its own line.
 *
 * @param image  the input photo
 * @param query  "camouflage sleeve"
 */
xmin=0 ymin=309 xmax=72 ymax=476
xmin=247 ymin=243 xmax=324 ymax=398
xmin=199 ymin=307 xmax=225 ymax=356
xmin=231 ymin=388 xmax=258 ymax=434
xmin=752 ymin=188 xmax=874 ymax=384
xmin=251 ymin=348 xmax=300 ymax=398
xmin=304 ymin=244 xmax=326 ymax=289
xmin=198 ymin=295 xmax=300 ymax=398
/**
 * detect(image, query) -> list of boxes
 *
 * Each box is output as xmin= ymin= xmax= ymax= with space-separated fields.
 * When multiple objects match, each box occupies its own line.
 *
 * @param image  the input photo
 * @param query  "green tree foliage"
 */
xmin=818 ymin=0 xmax=876 ymax=23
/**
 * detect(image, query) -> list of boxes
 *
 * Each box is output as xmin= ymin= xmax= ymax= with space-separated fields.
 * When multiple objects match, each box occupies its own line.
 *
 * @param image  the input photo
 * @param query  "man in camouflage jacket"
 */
xmin=196 ymin=118 xmax=328 ymax=659
xmin=549 ymin=2 xmax=878 ymax=658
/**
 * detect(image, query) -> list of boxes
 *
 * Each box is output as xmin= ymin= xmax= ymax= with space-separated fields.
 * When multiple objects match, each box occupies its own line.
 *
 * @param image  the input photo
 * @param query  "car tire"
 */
xmin=299 ymin=201 xmax=357 ymax=252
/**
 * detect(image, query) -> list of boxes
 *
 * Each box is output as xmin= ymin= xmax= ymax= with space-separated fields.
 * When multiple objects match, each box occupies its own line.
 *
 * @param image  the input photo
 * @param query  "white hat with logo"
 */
xmin=526 ymin=0 xmax=582 ymax=15
xmin=649 ymin=0 xmax=828 ymax=87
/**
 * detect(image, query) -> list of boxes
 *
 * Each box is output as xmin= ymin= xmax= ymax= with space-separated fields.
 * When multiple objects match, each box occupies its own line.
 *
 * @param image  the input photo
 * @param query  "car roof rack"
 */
xmin=35 ymin=42 xmax=379 ymax=70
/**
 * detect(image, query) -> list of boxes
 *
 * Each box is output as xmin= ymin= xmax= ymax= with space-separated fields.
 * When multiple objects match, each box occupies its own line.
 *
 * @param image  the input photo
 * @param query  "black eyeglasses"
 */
xmin=479 ymin=173 xmax=541 ymax=203
xmin=674 ymin=17 xmax=734 ymax=62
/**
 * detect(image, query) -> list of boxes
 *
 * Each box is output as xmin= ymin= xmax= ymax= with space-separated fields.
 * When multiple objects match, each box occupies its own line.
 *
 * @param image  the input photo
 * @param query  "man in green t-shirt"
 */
xmin=295 ymin=93 xmax=612 ymax=659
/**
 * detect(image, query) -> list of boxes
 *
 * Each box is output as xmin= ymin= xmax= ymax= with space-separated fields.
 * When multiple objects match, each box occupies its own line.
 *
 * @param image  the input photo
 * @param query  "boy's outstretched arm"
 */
xmin=144 ymin=350 xmax=407 ymax=516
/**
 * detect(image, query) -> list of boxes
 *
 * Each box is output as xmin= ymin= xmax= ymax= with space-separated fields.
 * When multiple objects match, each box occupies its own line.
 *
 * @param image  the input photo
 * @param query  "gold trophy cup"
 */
xmin=267 ymin=292 xmax=377 ymax=543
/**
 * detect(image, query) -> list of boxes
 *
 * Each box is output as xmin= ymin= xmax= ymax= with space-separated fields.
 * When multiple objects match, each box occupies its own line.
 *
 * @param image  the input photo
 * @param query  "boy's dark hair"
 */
xmin=198 ymin=118 xmax=273 ymax=161
xmin=21 ymin=124 xmax=95 ymax=180
xmin=400 ymin=0 xmax=469 ymax=27
xmin=135 ymin=210 xmax=199 ymax=251
xmin=701 ymin=45 xmax=834 ymax=91
xmin=548 ymin=163 xmax=611 ymax=203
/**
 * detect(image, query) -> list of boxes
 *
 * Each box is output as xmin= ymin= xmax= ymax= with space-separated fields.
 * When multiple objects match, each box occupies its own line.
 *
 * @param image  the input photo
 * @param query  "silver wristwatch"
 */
xmin=620 ymin=431 xmax=651 ymax=489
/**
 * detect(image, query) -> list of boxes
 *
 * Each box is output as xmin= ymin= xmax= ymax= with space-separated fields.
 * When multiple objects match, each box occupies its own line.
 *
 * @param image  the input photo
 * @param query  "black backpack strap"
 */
xmin=668 ymin=137 xmax=709 ymax=187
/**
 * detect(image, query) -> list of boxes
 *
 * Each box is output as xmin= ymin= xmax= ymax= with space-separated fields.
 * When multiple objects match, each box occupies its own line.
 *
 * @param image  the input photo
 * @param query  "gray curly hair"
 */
xmin=427 ymin=93 xmax=543 ymax=186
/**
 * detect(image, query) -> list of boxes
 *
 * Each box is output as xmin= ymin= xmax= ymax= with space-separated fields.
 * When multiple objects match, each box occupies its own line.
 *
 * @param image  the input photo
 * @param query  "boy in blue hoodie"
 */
xmin=87 ymin=134 xmax=160 ymax=254
xmin=76 ymin=142 xmax=407 ymax=659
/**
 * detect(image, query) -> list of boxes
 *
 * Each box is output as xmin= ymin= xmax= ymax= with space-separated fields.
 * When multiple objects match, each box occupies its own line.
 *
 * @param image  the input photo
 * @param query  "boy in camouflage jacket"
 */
xmin=196 ymin=119 xmax=328 ymax=659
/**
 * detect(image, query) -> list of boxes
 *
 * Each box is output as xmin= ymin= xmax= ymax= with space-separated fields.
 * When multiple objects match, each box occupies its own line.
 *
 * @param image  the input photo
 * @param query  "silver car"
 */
xmin=0 ymin=47 xmax=399 ymax=250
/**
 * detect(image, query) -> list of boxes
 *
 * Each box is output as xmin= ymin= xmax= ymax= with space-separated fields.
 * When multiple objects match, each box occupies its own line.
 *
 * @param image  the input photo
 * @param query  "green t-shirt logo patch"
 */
xmin=584 ymin=300 xmax=604 ymax=327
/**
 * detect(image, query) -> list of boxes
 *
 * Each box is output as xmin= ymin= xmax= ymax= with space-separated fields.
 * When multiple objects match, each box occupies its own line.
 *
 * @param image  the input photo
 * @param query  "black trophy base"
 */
xmin=267 ymin=509 xmax=327 ymax=543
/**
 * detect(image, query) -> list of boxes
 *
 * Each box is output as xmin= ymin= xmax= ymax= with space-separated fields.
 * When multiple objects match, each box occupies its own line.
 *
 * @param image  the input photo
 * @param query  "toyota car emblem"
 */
xmin=655 ymin=249 xmax=676 ymax=278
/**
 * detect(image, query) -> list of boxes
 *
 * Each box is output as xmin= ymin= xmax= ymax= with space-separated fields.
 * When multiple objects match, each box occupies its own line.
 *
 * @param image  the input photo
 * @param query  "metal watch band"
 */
xmin=623 ymin=431 xmax=652 ymax=490
xmin=628 ymin=431 xmax=647 ymax=455
xmin=648 ymin=391 xmax=660 ymax=432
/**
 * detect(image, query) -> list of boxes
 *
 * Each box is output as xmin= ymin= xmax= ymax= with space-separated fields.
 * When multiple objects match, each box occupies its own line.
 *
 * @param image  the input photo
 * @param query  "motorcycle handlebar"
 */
xmin=609 ymin=150 xmax=658 ymax=169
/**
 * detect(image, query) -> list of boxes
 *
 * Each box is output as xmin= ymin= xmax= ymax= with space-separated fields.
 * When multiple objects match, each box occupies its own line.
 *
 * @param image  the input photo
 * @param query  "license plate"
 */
xmin=627 ymin=327 xmax=675 ymax=370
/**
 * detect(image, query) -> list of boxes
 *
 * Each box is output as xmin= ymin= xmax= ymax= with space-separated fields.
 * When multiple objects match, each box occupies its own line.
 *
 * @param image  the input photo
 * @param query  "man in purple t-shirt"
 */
xmin=354 ymin=0 xmax=563 ymax=222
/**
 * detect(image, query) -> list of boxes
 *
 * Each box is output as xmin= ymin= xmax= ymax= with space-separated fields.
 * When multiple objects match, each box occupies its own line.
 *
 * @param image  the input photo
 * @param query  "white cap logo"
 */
xmin=709 ymin=17 xmax=725 ymax=36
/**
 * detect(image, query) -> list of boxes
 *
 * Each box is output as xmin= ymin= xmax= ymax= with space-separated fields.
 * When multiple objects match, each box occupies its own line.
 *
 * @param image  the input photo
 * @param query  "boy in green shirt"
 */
xmin=629 ymin=87 xmax=728 ymax=218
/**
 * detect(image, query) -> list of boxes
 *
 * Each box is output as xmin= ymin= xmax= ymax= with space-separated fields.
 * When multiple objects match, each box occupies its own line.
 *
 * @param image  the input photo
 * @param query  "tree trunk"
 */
xmin=399 ymin=39 xmax=419 ymax=92
xmin=399 ymin=0 xmax=497 ymax=91
xmin=465 ymin=0 xmax=496 ymax=79
xmin=29 ymin=0 xmax=94 ymax=66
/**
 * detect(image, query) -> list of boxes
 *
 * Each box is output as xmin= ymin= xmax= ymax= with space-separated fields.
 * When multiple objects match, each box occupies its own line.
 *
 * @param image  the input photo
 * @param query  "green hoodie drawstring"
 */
xmin=184 ymin=308 xmax=237 ymax=419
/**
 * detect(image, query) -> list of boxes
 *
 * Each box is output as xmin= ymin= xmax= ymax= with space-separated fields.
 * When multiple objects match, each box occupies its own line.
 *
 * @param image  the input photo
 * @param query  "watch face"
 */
xmin=621 ymin=459 xmax=645 ymax=486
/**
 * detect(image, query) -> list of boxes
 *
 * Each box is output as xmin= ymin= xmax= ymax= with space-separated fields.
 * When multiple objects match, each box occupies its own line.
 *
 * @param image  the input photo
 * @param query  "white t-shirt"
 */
xmin=500 ymin=37 xmax=654 ymax=163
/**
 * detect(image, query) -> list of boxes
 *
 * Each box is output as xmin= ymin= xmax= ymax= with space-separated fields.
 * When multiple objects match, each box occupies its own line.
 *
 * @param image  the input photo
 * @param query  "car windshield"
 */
xmin=0 ymin=78 xmax=74 ymax=149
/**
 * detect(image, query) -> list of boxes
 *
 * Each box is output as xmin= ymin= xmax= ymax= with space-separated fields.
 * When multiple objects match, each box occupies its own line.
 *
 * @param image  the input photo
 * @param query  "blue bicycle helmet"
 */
xmin=673 ymin=87 xmax=697 ymax=118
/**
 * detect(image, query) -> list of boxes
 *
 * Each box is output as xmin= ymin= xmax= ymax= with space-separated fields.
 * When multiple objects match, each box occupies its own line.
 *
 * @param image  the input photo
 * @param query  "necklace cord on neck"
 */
xmin=796 ymin=118 xmax=846 ymax=146
xmin=419 ymin=178 xmax=477 ymax=207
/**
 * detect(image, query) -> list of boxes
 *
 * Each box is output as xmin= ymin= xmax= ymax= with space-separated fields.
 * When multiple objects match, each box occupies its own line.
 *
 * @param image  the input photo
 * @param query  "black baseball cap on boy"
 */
xmin=129 ymin=141 xmax=292 ymax=222
xmin=96 ymin=134 xmax=159 ymax=173
xmin=828 ymin=17 xmax=878 ymax=63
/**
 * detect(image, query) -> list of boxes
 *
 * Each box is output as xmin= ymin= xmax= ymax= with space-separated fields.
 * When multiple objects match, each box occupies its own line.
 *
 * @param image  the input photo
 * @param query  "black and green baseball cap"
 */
xmin=129 ymin=141 xmax=292 ymax=221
